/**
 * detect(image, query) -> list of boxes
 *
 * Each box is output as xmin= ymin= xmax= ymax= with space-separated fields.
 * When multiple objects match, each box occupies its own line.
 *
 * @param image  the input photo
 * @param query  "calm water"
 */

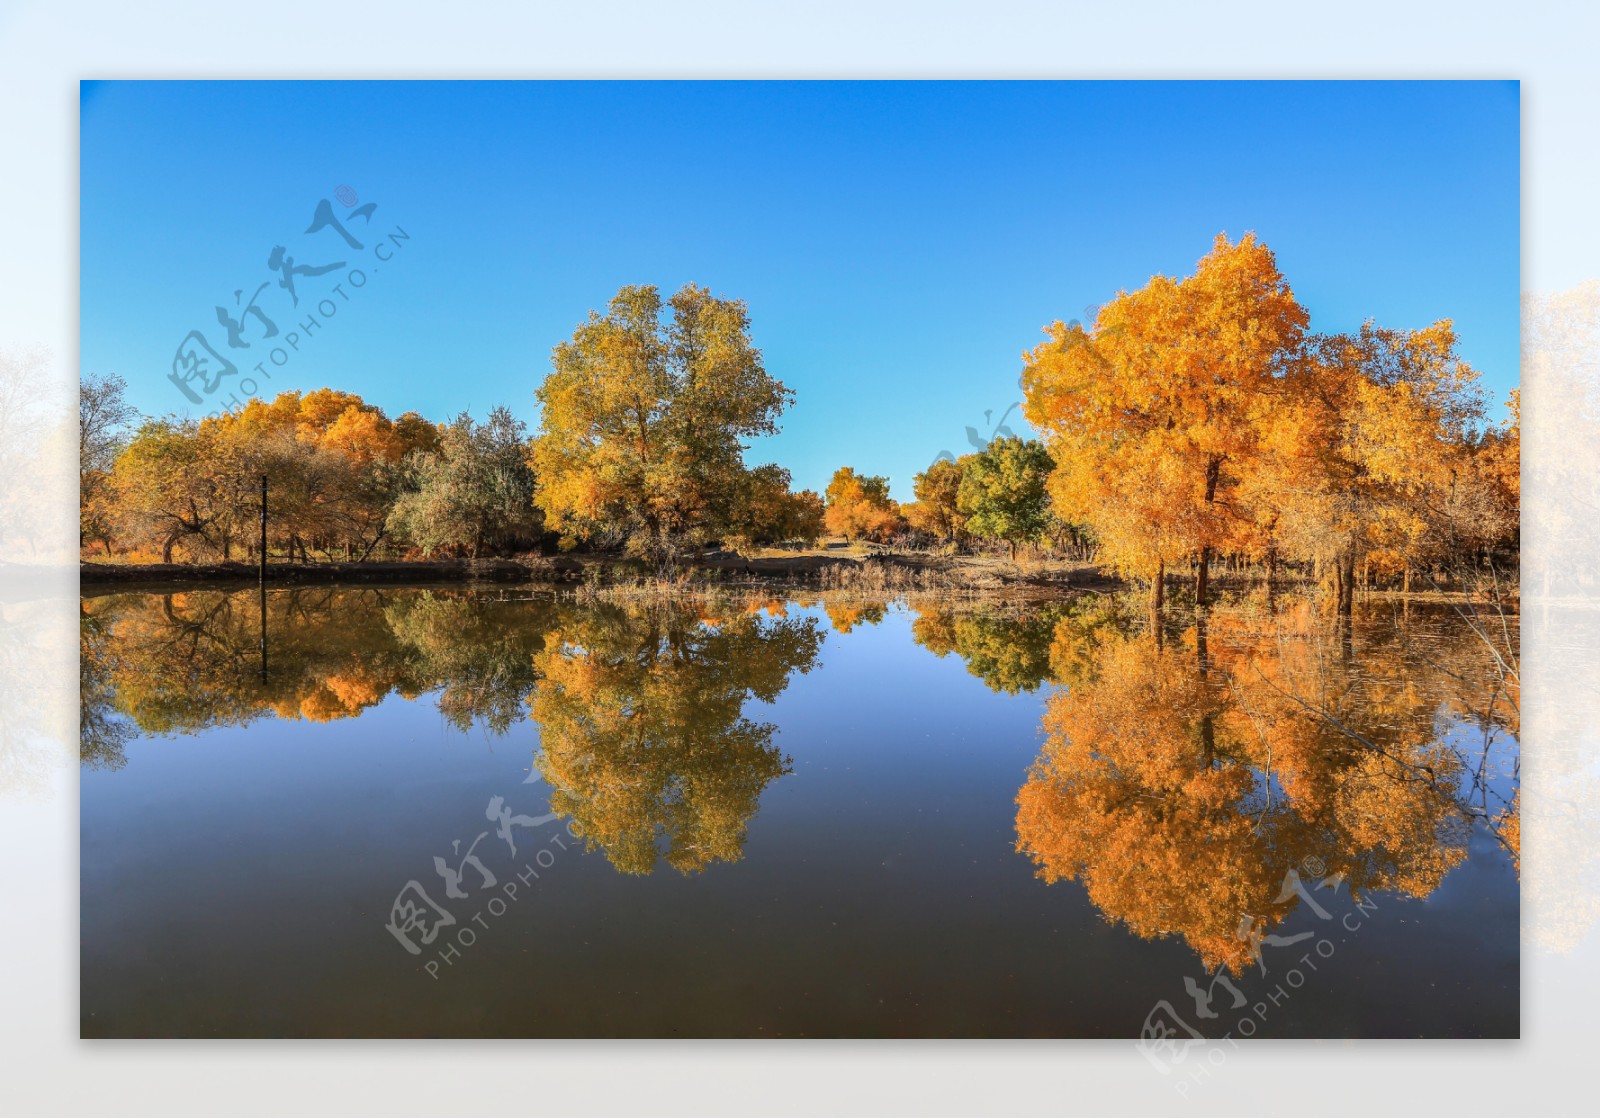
xmin=80 ymin=585 xmax=1518 ymax=1038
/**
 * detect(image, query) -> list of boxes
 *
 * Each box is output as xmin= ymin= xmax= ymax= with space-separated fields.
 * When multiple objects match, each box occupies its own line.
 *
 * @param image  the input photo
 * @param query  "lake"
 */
xmin=79 ymin=584 xmax=1519 ymax=1038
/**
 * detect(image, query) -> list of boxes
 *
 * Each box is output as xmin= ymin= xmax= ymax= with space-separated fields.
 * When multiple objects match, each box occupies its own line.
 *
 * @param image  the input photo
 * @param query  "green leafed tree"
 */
xmin=957 ymin=435 xmax=1055 ymax=560
xmin=388 ymin=407 xmax=541 ymax=557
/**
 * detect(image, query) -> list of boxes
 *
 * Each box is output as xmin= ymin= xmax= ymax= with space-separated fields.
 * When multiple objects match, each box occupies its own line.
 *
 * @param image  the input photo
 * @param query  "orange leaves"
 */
xmin=319 ymin=407 xmax=407 ymax=467
xmin=103 ymin=387 xmax=449 ymax=562
xmin=1023 ymin=233 xmax=1309 ymax=584
xmin=823 ymin=466 xmax=904 ymax=542
xmin=1022 ymin=233 xmax=1511 ymax=589
xmin=205 ymin=387 xmax=424 ymax=469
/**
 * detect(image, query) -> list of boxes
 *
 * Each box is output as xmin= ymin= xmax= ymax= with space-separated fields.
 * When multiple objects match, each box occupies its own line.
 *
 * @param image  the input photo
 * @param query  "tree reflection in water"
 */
xmin=995 ymin=596 xmax=1519 ymax=974
xmin=80 ymin=587 xmax=823 ymax=876
xmin=81 ymin=585 xmax=1516 ymax=961
xmin=530 ymin=598 xmax=822 ymax=875
xmin=78 ymin=587 xmax=553 ymax=742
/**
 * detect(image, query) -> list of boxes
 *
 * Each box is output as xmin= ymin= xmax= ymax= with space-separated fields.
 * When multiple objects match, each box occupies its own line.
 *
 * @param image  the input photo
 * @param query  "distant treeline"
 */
xmin=80 ymin=236 xmax=1518 ymax=612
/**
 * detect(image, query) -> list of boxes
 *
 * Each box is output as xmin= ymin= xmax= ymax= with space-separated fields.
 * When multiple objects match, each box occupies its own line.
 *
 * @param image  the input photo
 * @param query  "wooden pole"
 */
xmin=258 ymin=474 xmax=268 ymax=682
xmin=259 ymin=578 xmax=268 ymax=684
xmin=259 ymin=474 xmax=268 ymax=582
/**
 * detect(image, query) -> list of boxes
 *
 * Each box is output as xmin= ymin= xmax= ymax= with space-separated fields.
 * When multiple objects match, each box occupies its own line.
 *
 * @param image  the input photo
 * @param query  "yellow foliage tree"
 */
xmin=905 ymin=456 xmax=972 ymax=544
xmin=530 ymin=284 xmax=793 ymax=569
xmin=823 ymin=466 xmax=904 ymax=542
xmin=1022 ymin=233 xmax=1308 ymax=608
xmin=1254 ymin=321 xmax=1487 ymax=610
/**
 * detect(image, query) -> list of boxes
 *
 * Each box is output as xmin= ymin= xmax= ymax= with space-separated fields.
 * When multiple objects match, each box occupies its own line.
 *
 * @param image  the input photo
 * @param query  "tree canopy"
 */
xmin=956 ymin=435 xmax=1054 ymax=560
xmin=80 ymin=259 xmax=1515 ymax=593
xmin=823 ymin=466 xmax=903 ymax=542
xmin=530 ymin=283 xmax=793 ymax=568
xmin=388 ymin=407 xmax=540 ymax=557
xmin=1022 ymin=232 xmax=1506 ymax=611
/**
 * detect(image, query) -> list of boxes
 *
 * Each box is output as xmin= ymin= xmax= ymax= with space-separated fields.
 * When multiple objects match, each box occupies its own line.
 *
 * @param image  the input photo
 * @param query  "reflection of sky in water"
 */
xmin=80 ymin=589 xmax=1517 ymax=1038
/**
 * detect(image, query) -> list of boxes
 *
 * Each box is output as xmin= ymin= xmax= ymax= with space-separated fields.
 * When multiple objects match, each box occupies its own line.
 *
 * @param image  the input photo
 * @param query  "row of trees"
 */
xmin=821 ymin=437 xmax=1058 ymax=560
xmin=82 ymin=285 xmax=830 ymax=565
xmin=82 ymin=256 xmax=1517 ymax=592
xmin=84 ymin=279 xmax=1055 ymax=566
xmin=81 ymin=382 xmax=540 ymax=563
xmin=1021 ymin=233 xmax=1519 ymax=613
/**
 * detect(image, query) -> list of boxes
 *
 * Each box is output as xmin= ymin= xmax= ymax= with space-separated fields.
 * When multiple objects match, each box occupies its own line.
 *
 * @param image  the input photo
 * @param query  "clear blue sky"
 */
xmin=81 ymin=80 xmax=1519 ymax=501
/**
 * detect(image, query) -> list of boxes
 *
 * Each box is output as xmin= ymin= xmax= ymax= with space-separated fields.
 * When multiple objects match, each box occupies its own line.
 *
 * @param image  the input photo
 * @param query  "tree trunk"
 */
xmin=1195 ymin=456 xmax=1221 ymax=609
xmin=1150 ymin=561 xmax=1165 ymax=647
xmin=1338 ymin=547 xmax=1356 ymax=618
xmin=162 ymin=534 xmax=177 ymax=563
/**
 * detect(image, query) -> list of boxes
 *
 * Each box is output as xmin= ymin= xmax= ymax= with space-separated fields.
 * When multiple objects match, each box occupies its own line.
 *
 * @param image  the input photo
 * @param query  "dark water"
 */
xmin=79 ymin=585 xmax=1518 ymax=1038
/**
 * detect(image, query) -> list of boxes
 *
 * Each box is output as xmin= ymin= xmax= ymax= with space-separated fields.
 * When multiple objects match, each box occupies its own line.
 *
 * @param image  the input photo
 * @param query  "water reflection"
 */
xmin=82 ymin=585 xmax=1516 ymax=980
xmin=79 ymin=587 xmax=551 ymax=742
xmin=1008 ymin=600 xmax=1518 ymax=974
xmin=530 ymin=599 xmax=822 ymax=874
xmin=81 ymin=587 xmax=823 ymax=876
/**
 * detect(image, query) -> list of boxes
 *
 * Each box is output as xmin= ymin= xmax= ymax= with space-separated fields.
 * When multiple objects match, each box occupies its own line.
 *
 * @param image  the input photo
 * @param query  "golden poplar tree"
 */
xmin=530 ymin=284 xmax=793 ymax=569
xmin=1022 ymin=233 xmax=1308 ymax=608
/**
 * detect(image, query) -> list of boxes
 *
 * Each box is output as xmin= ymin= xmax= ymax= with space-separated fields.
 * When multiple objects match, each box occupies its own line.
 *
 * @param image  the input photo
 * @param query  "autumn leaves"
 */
xmin=803 ymin=231 xmax=1514 ymax=596
xmin=1021 ymin=233 xmax=1517 ymax=613
xmin=88 ymin=389 xmax=446 ymax=564
xmin=530 ymin=283 xmax=807 ymax=568
xmin=824 ymin=440 xmax=1057 ymax=559
xmin=83 ymin=235 xmax=1516 ymax=590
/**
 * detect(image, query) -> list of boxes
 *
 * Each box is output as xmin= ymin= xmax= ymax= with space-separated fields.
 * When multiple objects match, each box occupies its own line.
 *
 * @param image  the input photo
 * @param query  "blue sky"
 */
xmin=80 ymin=80 xmax=1520 ymax=501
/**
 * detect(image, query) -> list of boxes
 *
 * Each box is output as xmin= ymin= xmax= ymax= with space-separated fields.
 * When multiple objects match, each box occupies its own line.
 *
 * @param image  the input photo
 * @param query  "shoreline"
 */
xmin=79 ymin=552 xmax=1127 ymax=597
xmin=74 ymin=554 xmax=1508 ymax=608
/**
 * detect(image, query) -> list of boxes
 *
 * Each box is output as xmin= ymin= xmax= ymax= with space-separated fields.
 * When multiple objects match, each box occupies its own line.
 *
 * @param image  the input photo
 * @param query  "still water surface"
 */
xmin=80 ymin=585 xmax=1518 ymax=1037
